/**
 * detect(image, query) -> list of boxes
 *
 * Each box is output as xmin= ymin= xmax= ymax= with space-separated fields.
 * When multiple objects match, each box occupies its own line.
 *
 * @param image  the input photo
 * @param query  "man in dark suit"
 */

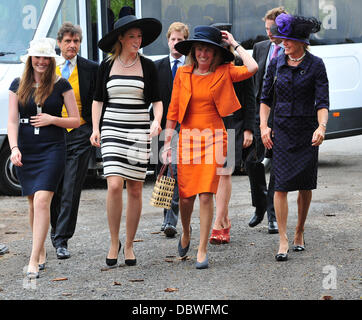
xmin=154 ymin=22 xmax=189 ymax=237
xmin=50 ymin=22 xmax=99 ymax=259
xmin=248 ymin=7 xmax=287 ymax=233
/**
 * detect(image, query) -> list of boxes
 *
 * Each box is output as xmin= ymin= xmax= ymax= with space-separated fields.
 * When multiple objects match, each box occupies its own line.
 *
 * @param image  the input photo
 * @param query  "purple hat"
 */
xmin=271 ymin=13 xmax=321 ymax=44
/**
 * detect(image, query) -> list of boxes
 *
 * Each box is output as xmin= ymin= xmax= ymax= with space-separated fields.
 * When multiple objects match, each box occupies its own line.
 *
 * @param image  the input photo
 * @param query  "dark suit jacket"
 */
xmin=76 ymin=55 xmax=99 ymax=125
xmin=154 ymin=56 xmax=174 ymax=129
xmin=224 ymin=57 xmax=256 ymax=168
xmin=252 ymin=40 xmax=272 ymax=101
xmin=233 ymin=57 xmax=256 ymax=133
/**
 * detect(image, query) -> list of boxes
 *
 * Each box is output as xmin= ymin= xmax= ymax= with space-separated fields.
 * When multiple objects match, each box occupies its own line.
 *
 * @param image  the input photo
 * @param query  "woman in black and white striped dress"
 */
xmin=101 ymin=75 xmax=150 ymax=180
xmin=90 ymin=14 xmax=162 ymax=267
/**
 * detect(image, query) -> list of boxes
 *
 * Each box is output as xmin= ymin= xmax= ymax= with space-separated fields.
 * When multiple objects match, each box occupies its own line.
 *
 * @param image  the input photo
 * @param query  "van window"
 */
xmin=141 ymin=0 xmax=229 ymax=56
xmin=47 ymin=0 xmax=80 ymax=43
xmin=140 ymin=0 xmax=362 ymax=55
xmin=306 ymin=0 xmax=362 ymax=45
xmin=0 ymin=0 xmax=47 ymax=63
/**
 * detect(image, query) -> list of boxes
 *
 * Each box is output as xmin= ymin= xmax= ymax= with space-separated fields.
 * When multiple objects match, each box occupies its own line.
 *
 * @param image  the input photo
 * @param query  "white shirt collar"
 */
xmin=169 ymin=54 xmax=185 ymax=65
xmin=60 ymin=55 xmax=77 ymax=67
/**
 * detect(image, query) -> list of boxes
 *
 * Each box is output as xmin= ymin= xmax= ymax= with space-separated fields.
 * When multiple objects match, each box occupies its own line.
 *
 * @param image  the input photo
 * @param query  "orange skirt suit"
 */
xmin=167 ymin=63 xmax=253 ymax=198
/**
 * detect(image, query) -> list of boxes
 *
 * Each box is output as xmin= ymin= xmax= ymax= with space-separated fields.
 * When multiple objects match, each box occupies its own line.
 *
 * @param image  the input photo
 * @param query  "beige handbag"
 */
xmin=150 ymin=164 xmax=175 ymax=210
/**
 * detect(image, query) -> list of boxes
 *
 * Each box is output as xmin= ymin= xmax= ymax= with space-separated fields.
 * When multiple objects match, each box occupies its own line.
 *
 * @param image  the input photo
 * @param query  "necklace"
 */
xmin=195 ymin=69 xmax=211 ymax=76
xmin=288 ymin=52 xmax=306 ymax=62
xmin=118 ymin=54 xmax=138 ymax=68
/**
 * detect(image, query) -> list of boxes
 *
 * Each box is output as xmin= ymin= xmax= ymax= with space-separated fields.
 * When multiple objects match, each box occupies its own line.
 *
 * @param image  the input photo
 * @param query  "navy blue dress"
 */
xmin=260 ymin=51 xmax=329 ymax=191
xmin=9 ymin=77 xmax=72 ymax=196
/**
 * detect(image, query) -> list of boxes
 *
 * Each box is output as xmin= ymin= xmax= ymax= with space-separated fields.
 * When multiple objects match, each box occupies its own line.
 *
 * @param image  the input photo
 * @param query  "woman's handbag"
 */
xmin=150 ymin=164 xmax=175 ymax=210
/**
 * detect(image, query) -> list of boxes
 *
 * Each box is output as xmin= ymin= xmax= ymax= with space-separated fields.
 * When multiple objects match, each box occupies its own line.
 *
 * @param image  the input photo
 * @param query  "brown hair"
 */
xmin=17 ymin=57 xmax=56 ymax=106
xmin=57 ymin=22 xmax=83 ymax=42
xmin=263 ymin=7 xmax=288 ymax=21
xmin=166 ymin=22 xmax=189 ymax=40
xmin=186 ymin=43 xmax=224 ymax=72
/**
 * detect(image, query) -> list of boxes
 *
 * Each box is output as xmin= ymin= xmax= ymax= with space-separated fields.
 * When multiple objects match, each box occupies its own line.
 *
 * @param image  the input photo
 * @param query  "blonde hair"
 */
xmin=186 ymin=43 xmax=225 ymax=72
xmin=107 ymin=27 xmax=143 ymax=63
xmin=167 ymin=22 xmax=189 ymax=40
xmin=107 ymin=40 xmax=123 ymax=62
xmin=17 ymin=57 xmax=56 ymax=106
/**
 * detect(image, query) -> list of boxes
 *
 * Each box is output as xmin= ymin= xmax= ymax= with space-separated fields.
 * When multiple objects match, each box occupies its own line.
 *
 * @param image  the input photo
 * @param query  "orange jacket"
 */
xmin=166 ymin=63 xmax=253 ymax=124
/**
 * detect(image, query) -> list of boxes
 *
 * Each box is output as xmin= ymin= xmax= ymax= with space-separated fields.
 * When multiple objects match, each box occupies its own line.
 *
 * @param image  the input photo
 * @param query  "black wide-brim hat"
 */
xmin=175 ymin=26 xmax=235 ymax=63
xmin=98 ymin=15 xmax=162 ymax=53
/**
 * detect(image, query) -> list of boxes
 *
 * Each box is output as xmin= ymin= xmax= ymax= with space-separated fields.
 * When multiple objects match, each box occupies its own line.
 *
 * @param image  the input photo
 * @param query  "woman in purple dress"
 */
xmin=260 ymin=14 xmax=329 ymax=261
xmin=8 ymin=38 xmax=79 ymax=278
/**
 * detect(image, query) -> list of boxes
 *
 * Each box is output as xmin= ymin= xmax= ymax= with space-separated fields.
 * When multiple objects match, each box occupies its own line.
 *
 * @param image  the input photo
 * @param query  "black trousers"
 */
xmin=244 ymin=131 xmax=276 ymax=222
xmin=50 ymin=124 xmax=93 ymax=248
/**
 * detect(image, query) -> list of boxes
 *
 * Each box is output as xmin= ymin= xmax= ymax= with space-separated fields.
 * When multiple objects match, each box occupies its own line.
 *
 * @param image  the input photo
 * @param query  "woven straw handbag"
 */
xmin=150 ymin=164 xmax=175 ymax=209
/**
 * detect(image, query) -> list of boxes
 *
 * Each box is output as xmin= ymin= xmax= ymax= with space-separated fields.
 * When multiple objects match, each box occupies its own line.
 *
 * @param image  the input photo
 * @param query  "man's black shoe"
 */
xmin=56 ymin=247 xmax=70 ymax=259
xmin=164 ymin=224 xmax=177 ymax=238
xmin=268 ymin=221 xmax=279 ymax=234
xmin=248 ymin=207 xmax=266 ymax=227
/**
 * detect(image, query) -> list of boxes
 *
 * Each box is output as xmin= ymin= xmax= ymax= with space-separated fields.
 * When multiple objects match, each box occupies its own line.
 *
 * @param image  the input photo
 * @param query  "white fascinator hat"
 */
xmin=20 ymin=38 xmax=65 ymax=65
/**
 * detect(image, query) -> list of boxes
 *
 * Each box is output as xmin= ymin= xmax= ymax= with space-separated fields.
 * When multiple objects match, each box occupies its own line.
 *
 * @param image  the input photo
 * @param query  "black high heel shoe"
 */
xmin=26 ymin=271 xmax=39 ymax=279
xmin=275 ymin=247 xmax=289 ymax=261
xmin=275 ymin=250 xmax=289 ymax=261
xmin=106 ymin=240 xmax=121 ymax=268
xmin=39 ymin=253 xmax=47 ymax=271
xmin=293 ymin=233 xmax=305 ymax=252
xmin=123 ymin=247 xmax=137 ymax=266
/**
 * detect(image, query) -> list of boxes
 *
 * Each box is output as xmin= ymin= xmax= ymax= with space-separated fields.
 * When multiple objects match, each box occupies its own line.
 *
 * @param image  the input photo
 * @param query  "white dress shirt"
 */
xmin=59 ymin=55 xmax=77 ymax=76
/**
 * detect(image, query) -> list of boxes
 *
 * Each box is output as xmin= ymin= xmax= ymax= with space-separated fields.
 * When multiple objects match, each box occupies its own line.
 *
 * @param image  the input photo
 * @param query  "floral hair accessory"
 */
xmin=275 ymin=13 xmax=294 ymax=35
xmin=271 ymin=14 xmax=321 ymax=44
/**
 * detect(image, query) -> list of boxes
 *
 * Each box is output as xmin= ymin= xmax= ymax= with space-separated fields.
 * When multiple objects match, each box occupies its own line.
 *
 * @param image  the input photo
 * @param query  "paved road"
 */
xmin=0 ymin=136 xmax=361 ymax=302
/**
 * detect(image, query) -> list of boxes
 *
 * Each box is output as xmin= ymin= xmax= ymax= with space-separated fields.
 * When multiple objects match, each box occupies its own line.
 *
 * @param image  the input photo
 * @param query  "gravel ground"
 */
xmin=0 ymin=149 xmax=361 ymax=301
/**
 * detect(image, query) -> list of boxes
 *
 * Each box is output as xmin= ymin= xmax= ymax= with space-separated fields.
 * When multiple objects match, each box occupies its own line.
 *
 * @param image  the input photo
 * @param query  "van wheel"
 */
xmin=0 ymin=142 xmax=22 ymax=196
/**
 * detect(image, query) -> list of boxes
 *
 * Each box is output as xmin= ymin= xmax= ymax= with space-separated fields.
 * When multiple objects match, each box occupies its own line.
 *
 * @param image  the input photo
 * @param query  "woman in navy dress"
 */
xmin=8 ymin=38 xmax=79 ymax=278
xmin=260 ymin=14 xmax=329 ymax=261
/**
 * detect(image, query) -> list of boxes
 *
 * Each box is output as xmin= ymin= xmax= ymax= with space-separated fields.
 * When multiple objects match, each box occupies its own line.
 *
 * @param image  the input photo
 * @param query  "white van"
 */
xmin=1 ymin=0 xmax=362 ymax=195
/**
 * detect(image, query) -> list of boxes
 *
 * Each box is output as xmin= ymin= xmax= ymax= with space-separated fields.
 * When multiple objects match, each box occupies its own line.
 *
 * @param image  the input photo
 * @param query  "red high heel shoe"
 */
xmin=222 ymin=222 xmax=231 ymax=244
xmin=209 ymin=228 xmax=223 ymax=245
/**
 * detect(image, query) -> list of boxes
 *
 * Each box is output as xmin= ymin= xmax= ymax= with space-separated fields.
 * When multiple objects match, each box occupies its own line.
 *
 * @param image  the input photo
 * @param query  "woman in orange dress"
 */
xmin=163 ymin=26 xmax=258 ymax=269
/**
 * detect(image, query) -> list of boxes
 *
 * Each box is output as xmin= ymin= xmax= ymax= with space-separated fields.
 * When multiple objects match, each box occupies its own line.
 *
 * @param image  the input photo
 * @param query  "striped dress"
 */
xmin=101 ymin=75 xmax=150 ymax=181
